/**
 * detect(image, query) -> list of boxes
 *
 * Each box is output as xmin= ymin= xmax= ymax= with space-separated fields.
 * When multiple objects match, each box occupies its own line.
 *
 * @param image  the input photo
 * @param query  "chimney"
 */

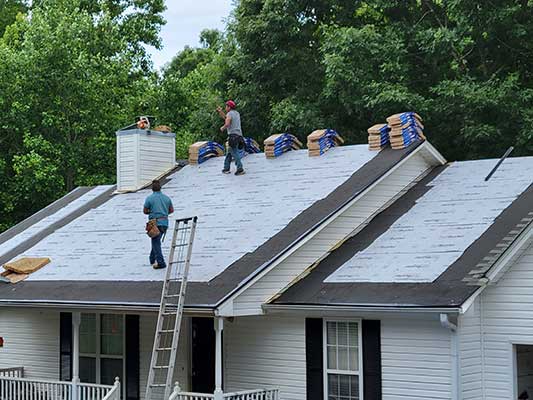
xmin=116 ymin=128 xmax=176 ymax=192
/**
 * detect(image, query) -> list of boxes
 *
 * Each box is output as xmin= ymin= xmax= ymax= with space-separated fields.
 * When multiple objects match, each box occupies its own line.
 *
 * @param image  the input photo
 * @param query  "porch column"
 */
xmin=214 ymin=317 xmax=224 ymax=400
xmin=72 ymin=312 xmax=81 ymax=399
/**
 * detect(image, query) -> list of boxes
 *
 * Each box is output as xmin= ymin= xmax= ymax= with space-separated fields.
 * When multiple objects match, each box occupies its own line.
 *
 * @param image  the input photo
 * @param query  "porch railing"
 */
xmin=0 ymin=367 xmax=24 ymax=378
xmin=0 ymin=375 xmax=120 ymax=400
xmin=170 ymin=388 xmax=279 ymax=400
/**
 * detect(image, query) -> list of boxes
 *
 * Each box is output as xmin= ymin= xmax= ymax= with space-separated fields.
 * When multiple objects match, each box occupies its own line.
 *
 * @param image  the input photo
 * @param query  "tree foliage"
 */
xmin=1 ymin=0 xmax=532 ymax=232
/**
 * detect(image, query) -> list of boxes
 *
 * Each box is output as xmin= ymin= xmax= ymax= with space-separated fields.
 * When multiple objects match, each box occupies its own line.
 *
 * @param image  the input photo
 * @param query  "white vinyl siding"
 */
xmin=224 ymin=316 xmax=307 ymax=400
xmin=231 ymin=153 xmax=432 ymax=316
xmin=381 ymin=316 xmax=452 ymax=400
xmin=476 ymin=241 xmax=533 ymax=399
xmin=139 ymin=314 xmax=189 ymax=400
xmin=116 ymin=131 xmax=175 ymax=192
xmin=0 ymin=308 xmax=60 ymax=380
xmin=458 ymin=298 xmax=483 ymax=400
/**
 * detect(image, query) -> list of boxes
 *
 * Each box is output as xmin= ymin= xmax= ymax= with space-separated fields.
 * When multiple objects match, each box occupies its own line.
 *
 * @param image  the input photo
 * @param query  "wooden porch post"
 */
xmin=214 ymin=317 xmax=224 ymax=400
xmin=72 ymin=312 xmax=81 ymax=399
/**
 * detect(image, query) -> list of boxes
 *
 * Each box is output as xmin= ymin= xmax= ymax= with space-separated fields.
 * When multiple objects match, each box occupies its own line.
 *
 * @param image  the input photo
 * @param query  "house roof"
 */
xmin=274 ymin=156 xmax=533 ymax=309
xmin=0 ymin=143 xmax=423 ymax=309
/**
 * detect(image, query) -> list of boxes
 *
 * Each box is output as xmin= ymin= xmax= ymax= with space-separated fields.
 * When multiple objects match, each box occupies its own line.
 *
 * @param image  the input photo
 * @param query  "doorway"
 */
xmin=191 ymin=317 xmax=216 ymax=393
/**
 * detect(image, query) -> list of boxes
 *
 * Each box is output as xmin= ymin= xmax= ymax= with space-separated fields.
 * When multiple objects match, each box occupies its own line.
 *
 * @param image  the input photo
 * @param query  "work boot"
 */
xmin=235 ymin=169 xmax=245 ymax=176
xmin=153 ymin=263 xmax=166 ymax=270
xmin=222 ymin=169 xmax=231 ymax=174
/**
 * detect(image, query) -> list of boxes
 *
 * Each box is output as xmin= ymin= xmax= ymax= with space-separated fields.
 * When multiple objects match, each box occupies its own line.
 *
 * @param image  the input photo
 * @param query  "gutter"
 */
xmin=440 ymin=313 xmax=460 ymax=400
xmin=263 ymin=303 xmax=461 ymax=314
xmin=0 ymin=299 xmax=214 ymax=314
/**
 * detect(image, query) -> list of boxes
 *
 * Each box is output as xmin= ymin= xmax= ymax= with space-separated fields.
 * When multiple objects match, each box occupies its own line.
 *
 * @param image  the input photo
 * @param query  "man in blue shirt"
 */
xmin=143 ymin=180 xmax=174 ymax=269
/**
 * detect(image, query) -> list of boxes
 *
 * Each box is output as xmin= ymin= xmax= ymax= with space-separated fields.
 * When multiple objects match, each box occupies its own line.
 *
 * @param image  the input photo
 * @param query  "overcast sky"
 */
xmin=148 ymin=0 xmax=234 ymax=69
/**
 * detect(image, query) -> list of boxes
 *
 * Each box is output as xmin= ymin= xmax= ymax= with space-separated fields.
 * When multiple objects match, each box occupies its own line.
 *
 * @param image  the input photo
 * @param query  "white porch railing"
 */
xmin=169 ymin=387 xmax=279 ymax=400
xmin=0 ymin=368 xmax=24 ymax=378
xmin=0 ymin=376 xmax=120 ymax=400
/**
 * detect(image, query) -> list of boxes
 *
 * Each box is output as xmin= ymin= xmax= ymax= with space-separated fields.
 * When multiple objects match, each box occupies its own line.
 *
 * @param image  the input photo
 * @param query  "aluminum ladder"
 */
xmin=145 ymin=216 xmax=198 ymax=400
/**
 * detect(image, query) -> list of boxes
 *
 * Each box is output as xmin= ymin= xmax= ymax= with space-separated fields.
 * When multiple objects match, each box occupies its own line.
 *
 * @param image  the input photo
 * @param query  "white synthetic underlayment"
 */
xmin=7 ymin=146 xmax=377 ymax=282
xmin=0 ymin=186 xmax=113 ymax=256
xmin=325 ymin=156 xmax=533 ymax=283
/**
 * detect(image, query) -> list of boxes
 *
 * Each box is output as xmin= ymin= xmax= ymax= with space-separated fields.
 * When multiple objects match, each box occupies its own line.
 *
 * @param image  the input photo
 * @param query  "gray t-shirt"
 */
xmin=227 ymin=110 xmax=242 ymax=136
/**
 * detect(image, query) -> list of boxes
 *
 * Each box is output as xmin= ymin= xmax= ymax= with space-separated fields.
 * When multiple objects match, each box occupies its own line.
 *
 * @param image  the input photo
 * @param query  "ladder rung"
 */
xmin=173 ymin=243 xmax=189 ymax=248
xmin=157 ymin=347 xmax=173 ymax=351
xmin=170 ymin=260 xmax=185 ymax=265
xmin=162 ymin=312 xmax=177 ymax=317
xmin=153 ymin=365 xmax=169 ymax=369
xmin=150 ymin=384 xmax=167 ymax=388
xmin=165 ymin=294 xmax=181 ymax=298
xmin=159 ymin=329 xmax=174 ymax=334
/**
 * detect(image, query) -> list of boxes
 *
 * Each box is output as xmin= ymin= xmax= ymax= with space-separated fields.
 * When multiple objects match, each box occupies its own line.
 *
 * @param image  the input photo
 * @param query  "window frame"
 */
xmin=322 ymin=319 xmax=364 ymax=400
xmin=79 ymin=312 xmax=126 ymax=397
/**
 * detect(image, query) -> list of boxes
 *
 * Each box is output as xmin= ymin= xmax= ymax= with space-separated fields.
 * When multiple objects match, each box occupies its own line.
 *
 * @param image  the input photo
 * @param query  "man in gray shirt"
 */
xmin=217 ymin=100 xmax=245 ymax=175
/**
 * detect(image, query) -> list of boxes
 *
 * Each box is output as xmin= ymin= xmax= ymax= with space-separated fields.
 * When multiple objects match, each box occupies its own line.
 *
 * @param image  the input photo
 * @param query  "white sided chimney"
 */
xmin=116 ymin=128 xmax=176 ymax=192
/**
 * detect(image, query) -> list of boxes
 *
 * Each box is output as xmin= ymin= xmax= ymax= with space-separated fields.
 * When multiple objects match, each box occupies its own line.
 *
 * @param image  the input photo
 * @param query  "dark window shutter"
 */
xmin=362 ymin=320 xmax=382 ymax=400
xmin=306 ymin=318 xmax=324 ymax=400
xmin=126 ymin=315 xmax=140 ymax=400
xmin=59 ymin=313 xmax=72 ymax=381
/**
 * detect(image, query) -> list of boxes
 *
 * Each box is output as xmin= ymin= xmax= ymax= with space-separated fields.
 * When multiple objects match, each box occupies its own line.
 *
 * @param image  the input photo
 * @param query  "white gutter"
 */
xmin=264 ymin=303 xmax=461 ymax=314
xmin=0 ymin=300 xmax=214 ymax=314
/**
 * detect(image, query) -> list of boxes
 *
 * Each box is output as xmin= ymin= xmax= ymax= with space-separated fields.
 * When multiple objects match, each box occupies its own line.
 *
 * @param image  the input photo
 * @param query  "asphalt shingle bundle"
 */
xmin=367 ymin=124 xmax=391 ymax=151
xmin=188 ymin=141 xmax=225 ymax=164
xmin=243 ymin=137 xmax=261 ymax=154
xmin=264 ymin=133 xmax=303 ymax=158
xmin=225 ymin=137 xmax=262 ymax=158
xmin=386 ymin=112 xmax=426 ymax=149
xmin=307 ymin=129 xmax=344 ymax=156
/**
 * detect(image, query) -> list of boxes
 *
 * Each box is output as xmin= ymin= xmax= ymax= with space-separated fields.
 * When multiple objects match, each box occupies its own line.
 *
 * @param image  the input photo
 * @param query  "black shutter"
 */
xmin=306 ymin=318 xmax=324 ymax=400
xmin=126 ymin=315 xmax=140 ymax=400
xmin=59 ymin=313 xmax=72 ymax=381
xmin=362 ymin=320 xmax=382 ymax=400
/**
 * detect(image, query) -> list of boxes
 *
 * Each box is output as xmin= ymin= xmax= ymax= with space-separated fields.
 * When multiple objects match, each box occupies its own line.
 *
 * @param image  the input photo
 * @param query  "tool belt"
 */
xmin=145 ymin=217 xmax=167 ymax=238
xmin=228 ymin=134 xmax=244 ymax=150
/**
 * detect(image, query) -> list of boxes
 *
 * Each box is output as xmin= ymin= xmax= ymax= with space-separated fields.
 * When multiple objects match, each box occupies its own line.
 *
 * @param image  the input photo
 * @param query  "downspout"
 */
xmin=480 ymin=294 xmax=486 ymax=400
xmin=440 ymin=314 xmax=460 ymax=400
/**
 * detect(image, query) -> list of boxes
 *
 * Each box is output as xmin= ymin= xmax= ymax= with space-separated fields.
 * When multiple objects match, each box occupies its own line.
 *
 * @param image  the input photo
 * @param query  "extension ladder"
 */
xmin=145 ymin=216 xmax=198 ymax=400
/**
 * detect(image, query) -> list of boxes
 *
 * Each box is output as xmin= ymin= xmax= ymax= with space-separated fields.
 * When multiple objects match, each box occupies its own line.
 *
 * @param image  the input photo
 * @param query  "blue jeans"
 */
xmin=224 ymin=145 xmax=243 ymax=171
xmin=150 ymin=225 xmax=167 ymax=267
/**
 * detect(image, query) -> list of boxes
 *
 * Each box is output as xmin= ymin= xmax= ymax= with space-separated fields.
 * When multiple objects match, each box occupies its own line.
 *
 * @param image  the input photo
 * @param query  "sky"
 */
xmin=148 ymin=0 xmax=234 ymax=69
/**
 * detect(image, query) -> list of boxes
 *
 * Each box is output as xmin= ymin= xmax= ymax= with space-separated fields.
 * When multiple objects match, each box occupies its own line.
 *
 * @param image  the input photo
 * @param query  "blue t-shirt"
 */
xmin=144 ymin=192 xmax=173 ymax=227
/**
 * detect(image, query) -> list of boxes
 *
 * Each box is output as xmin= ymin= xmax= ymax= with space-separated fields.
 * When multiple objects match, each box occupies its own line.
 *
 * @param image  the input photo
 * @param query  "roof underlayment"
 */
xmin=325 ymin=156 xmax=533 ymax=283
xmin=4 ymin=146 xmax=377 ymax=282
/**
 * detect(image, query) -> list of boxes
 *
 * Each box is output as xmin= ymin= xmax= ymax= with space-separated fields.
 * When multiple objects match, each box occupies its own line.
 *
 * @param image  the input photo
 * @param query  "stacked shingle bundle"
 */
xmin=386 ymin=112 xmax=426 ymax=149
xmin=188 ymin=141 xmax=225 ymax=164
xmin=243 ymin=137 xmax=261 ymax=154
xmin=307 ymin=129 xmax=344 ymax=156
xmin=367 ymin=124 xmax=391 ymax=151
xmin=264 ymin=134 xmax=303 ymax=158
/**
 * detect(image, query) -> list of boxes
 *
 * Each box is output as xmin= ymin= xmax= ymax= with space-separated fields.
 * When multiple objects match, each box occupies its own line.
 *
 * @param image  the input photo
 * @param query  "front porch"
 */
xmin=0 ymin=309 xmax=283 ymax=400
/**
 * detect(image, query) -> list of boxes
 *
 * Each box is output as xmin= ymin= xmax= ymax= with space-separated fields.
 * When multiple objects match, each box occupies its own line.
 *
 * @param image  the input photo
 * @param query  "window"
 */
xmin=80 ymin=313 xmax=125 ymax=392
xmin=324 ymin=321 xmax=362 ymax=400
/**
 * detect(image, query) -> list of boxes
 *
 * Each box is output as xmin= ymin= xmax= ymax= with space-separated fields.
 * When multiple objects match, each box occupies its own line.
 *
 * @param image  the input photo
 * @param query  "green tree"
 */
xmin=0 ymin=0 xmax=164 ymax=229
xmin=0 ymin=0 xmax=27 ymax=37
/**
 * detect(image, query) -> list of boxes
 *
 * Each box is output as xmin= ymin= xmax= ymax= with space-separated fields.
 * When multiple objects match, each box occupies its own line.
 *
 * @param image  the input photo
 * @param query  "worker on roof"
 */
xmin=143 ymin=180 xmax=174 ymax=269
xmin=217 ymin=100 xmax=245 ymax=176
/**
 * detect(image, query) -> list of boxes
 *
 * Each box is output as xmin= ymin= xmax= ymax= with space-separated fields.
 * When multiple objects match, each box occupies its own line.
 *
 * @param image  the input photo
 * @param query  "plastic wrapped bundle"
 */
xmin=367 ymin=123 xmax=391 ymax=151
xmin=264 ymin=134 xmax=303 ymax=158
xmin=386 ymin=112 xmax=426 ymax=149
xmin=226 ymin=137 xmax=262 ymax=158
xmin=188 ymin=141 xmax=225 ymax=164
xmin=307 ymin=129 xmax=344 ymax=156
